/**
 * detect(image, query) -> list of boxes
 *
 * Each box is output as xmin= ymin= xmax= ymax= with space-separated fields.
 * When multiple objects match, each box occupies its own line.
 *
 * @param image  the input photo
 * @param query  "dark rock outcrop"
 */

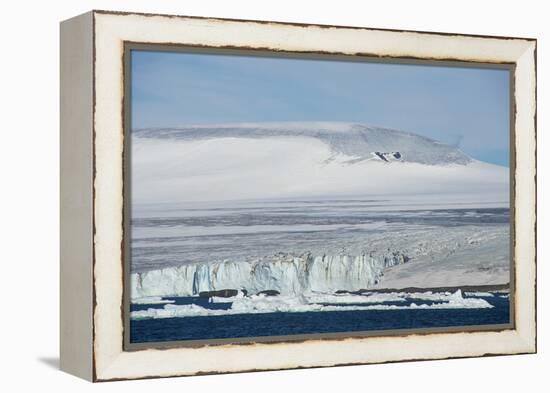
xmin=257 ymin=290 xmax=280 ymax=296
xmin=199 ymin=289 xmax=239 ymax=298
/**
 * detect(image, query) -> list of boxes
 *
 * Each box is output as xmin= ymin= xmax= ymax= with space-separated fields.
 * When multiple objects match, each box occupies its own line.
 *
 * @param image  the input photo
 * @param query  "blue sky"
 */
xmin=131 ymin=50 xmax=510 ymax=166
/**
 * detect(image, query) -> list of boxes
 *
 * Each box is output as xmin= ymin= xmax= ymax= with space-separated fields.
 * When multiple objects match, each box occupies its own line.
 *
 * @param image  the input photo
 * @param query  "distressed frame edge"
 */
xmin=512 ymin=40 xmax=537 ymax=354
xmin=92 ymin=8 xmax=538 ymax=42
xmin=59 ymin=11 xmax=95 ymax=381
xmin=90 ymin=11 xmax=537 ymax=381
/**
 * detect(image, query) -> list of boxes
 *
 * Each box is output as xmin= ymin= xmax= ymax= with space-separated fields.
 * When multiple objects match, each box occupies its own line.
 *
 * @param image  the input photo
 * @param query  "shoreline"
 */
xmin=133 ymin=283 xmax=510 ymax=303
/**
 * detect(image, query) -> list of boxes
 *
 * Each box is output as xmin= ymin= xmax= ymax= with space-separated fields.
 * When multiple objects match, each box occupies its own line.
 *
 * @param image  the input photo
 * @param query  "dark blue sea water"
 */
xmin=129 ymin=294 xmax=510 ymax=344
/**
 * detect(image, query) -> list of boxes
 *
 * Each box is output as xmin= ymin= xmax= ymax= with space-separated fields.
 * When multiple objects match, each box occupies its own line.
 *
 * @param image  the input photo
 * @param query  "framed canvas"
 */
xmin=60 ymin=10 xmax=537 ymax=381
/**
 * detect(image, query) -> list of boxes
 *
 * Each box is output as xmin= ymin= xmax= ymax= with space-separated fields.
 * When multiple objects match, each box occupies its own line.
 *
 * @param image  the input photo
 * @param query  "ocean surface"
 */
xmin=130 ymin=293 xmax=510 ymax=343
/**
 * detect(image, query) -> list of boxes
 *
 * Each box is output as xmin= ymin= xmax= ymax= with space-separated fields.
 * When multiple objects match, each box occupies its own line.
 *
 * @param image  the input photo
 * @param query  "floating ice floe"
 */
xmin=301 ymin=292 xmax=407 ymax=304
xmin=130 ymin=290 xmax=493 ymax=320
xmin=464 ymin=291 xmax=495 ymax=297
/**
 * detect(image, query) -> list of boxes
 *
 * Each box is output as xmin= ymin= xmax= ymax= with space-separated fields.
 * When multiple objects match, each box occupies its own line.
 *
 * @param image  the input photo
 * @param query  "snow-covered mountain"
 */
xmin=131 ymin=122 xmax=508 ymax=204
xmin=134 ymin=122 xmax=472 ymax=165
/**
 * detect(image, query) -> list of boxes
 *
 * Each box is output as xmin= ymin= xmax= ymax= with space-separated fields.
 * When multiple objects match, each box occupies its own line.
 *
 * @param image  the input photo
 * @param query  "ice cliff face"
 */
xmin=133 ymin=122 xmax=472 ymax=166
xmin=131 ymin=252 xmax=408 ymax=299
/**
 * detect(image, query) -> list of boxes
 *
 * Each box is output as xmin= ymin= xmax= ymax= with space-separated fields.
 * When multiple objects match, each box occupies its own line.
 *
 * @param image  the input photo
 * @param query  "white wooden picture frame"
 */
xmin=60 ymin=10 xmax=536 ymax=381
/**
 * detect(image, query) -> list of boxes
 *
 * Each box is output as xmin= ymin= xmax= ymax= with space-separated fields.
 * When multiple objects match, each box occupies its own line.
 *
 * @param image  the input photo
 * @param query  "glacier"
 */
xmin=131 ymin=251 xmax=408 ymax=299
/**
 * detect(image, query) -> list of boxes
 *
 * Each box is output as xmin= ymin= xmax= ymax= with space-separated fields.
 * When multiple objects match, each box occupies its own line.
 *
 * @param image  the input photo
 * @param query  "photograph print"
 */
xmin=126 ymin=47 xmax=512 ymax=345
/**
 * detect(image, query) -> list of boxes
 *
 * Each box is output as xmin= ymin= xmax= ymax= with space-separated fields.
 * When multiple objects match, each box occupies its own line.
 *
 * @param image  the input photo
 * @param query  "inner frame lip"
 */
xmin=121 ymin=41 xmax=516 ymax=352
